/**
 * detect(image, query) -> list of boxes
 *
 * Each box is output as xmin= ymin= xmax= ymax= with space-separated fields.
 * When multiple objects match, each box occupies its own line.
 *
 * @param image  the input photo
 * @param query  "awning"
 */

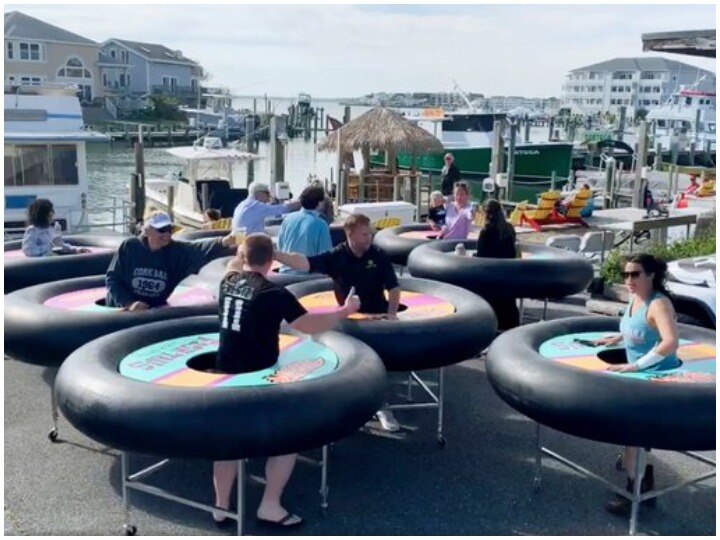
xmin=642 ymin=29 xmax=716 ymax=58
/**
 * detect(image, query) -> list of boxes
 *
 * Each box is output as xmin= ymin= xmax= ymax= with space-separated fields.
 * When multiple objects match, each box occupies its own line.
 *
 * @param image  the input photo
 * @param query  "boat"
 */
xmin=144 ymin=137 xmax=258 ymax=229
xmin=4 ymin=84 xmax=110 ymax=235
xmin=373 ymin=108 xmax=574 ymax=203
xmin=647 ymin=85 xmax=716 ymax=153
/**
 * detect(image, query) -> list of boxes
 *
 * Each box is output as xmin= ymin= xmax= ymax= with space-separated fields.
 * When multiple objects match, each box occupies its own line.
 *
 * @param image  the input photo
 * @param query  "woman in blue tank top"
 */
xmin=593 ymin=253 xmax=680 ymax=516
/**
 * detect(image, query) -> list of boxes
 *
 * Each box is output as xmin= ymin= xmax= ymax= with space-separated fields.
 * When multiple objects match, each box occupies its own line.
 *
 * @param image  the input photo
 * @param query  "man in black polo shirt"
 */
xmin=274 ymin=213 xmax=402 ymax=431
xmin=213 ymin=234 xmax=360 ymax=529
xmin=274 ymin=213 xmax=401 ymax=318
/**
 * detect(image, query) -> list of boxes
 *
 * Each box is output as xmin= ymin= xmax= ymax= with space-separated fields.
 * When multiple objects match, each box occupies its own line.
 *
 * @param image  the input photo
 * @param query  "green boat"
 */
xmin=371 ymin=111 xmax=574 ymax=203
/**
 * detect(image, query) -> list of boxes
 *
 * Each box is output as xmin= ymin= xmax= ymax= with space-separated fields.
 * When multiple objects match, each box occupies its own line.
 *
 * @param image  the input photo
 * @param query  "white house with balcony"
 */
xmin=98 ymin=39 xmax=203 ymax=111
xmin=561 ymin=57 xmax=715 ymax=118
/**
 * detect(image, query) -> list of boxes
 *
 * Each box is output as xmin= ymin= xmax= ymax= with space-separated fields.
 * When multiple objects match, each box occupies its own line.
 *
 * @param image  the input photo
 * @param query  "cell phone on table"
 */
xmin=573 ymin=338 xmax=596 ymax=347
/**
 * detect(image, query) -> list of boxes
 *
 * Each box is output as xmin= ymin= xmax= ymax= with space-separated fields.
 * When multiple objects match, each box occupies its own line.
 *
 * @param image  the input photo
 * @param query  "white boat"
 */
xmin=144 ymin=138 xmax=259 ymax=229
xmin=647 ymin=86 xmax=716 ymax=152
xmin=4 ymin=84 xmax=110 ymax=234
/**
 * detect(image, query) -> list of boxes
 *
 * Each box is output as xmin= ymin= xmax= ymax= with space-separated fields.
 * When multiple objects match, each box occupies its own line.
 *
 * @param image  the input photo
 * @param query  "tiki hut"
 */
xmin=317 ymin=107 xmax=444 ymax=174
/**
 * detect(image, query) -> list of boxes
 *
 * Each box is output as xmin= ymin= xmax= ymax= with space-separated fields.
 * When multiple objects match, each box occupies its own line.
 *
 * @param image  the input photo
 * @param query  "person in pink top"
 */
xmin=437 ymin=182 xmax=473 ymax=240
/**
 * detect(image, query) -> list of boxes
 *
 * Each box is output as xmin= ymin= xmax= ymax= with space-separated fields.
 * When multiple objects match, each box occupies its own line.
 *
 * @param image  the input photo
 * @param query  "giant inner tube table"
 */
xmin=486 ymin=316 xmax=716 ymax=535
xmin=408 ymin=240 xmax=595 ymax=323
xmin=54 ymin=316 xmax=386 ymax=535
xmin=288 ymin=277 xmax=497 ymax=445
xmin=372 ymin=224 xmax=472 ymax=267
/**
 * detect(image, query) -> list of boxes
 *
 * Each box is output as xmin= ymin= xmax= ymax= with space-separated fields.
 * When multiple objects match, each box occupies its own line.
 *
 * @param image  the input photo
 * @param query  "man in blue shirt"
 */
xmin=277 ymin=186 xmax=332 ymax=273
xmin=232 ymin=181 xmax=301 ymax=234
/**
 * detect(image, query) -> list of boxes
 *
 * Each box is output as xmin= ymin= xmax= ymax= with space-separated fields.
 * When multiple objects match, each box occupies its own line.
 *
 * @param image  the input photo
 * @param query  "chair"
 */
xmin=373 ymin=216 xmax=401 ymax=230
xmin=565 ymin=188 xmax=593 ymax=220
xmin=545 ymin=234 xmax=582 ymax=252
xmin=698 ymin=180 xmax=715 ymax=198
xmin=578 ymin=231 xmax=615 ymax=261
xmin=209 ymin=217 xmax=232 ymax=230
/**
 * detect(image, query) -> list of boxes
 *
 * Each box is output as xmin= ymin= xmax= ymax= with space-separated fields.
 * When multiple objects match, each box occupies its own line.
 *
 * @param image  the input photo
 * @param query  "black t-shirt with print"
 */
xmin=308 ymin=243 xmax=399 ymax=314
xmin=216 ymin=271 xmax=307 ymax=374
xmin=428 ymin=206 xmax=447 ymax=226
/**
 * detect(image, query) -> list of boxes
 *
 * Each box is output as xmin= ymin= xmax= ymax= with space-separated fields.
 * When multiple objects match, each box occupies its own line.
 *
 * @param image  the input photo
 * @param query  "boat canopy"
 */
xmin=165 ymin=146 xmax=260 ymax=162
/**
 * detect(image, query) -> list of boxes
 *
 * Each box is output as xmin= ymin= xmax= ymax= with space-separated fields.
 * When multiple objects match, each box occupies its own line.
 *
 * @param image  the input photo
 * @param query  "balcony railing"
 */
xmin=151 ymin=84 xmax=198 ymax=96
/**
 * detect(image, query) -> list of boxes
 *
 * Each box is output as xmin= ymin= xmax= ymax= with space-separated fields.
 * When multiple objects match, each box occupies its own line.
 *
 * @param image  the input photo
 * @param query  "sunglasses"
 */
xmin=620 ymin=271 xmax=643 ymax=279
xmin=155 ymin=225 xmax=173 ymax=234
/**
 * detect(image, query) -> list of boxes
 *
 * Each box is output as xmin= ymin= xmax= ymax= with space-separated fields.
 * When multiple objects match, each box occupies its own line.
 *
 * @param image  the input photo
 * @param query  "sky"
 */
xmin=5 ymin=3 xmax=717 ymax=98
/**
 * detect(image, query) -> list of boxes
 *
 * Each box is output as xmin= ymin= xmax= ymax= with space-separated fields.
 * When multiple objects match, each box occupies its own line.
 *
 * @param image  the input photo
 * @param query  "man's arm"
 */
xmin=291 ymin=287 xmax=360 ymax=334
xmin=274 ymin=250 xmax=311 ymax=272
xmin=386 ymin=286 xmax=401 ymax=319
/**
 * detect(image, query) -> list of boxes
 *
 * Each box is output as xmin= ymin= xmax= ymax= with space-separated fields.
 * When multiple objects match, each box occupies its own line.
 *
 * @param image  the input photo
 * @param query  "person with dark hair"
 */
xmin=440 ymin=153 xmax=461 ymax=197
xmin=200 ymin=208 xmax=222 ymax=229
xmin=593 ymin=253 xmax=679 ymax=516
xmin=474 ymin=199 xmax=520 ymax=330
xmin=274 ymin=213 xmax=402 ymax=432
xmin=212 ymin=233 xmax=359 ymax=528
xmin=105 ymin=211 xmax=236 ymax=311
xmin=277 ymin=185 xmax=332 ymax=273
xmin=21 ymin=198 xmax=87 ymax=257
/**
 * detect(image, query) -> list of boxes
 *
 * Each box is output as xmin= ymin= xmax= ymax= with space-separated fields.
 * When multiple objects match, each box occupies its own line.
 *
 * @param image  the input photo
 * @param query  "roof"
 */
xmin=108 ymin=39 xmax=199 ymax=66
xmin=4 ymin=11 xmax=96 ymax=45
xmin=570 ymin=56 xmax=711 ymax=73
xmin=642 ymin=29 xmax=716 ymax=58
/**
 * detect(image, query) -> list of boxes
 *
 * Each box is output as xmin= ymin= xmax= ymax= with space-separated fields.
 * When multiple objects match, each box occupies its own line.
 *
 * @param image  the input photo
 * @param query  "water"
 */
xmin=84 ymin=99 xmax=567 ymax=224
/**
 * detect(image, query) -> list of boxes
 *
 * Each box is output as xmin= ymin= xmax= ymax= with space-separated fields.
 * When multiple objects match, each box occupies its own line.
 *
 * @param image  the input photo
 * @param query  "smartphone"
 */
xmin=573 ymin=338 xmax=596 ymax=347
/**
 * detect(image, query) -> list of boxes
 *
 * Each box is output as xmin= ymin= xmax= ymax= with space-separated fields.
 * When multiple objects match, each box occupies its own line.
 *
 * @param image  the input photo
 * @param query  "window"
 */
xmin=110 ymin=49 xmax=116 ymax=59
xmin=162 ymin=76 xmax=178 ymax=91
xmin=103 ymin=73 xmax=108 ymax=86
xmin=6 ymin=42 xmax=13 ymax=59
xmin=57 ymin=58 xmax=91 ymax=80
xmin=126 ymin=74 xmax=130 ymax=87
xmin=20 ymin=76 xmax=42 ymax=86
xmin=119 ymin=73 xmax=126 ymax=86
xmin=18 ymin=42 xmax=42 ymax=61
xmin=4 ymin=144 xmax=78 ymax=187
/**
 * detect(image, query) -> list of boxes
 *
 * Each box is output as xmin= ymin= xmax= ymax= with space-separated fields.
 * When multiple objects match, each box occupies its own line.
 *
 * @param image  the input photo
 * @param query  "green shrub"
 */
xmin=599 ymin=225 xmax=716 ymax=285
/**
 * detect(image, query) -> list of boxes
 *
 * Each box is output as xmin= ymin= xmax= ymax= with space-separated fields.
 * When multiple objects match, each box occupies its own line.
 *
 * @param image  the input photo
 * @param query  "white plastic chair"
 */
xmin=578 ymin=231 xmax=615 ymax=261
xmin=545 ymin=235 xmax=582 ymax=252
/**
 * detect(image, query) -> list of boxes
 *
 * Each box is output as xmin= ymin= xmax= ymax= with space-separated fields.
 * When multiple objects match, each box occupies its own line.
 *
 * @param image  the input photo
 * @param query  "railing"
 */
xmin=151 ymin=85 xmax=197 ymax=96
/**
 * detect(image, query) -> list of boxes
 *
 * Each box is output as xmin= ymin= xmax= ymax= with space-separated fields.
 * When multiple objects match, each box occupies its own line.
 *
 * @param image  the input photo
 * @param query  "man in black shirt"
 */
xmin=213 ymin=234 xmax=360 ymax=528
xmin=274 ymin=213 xmax=401 ymax=318
xmin=440 ymin=152 xmax=461 ymax=197
xmin=275 ymin=213 xmax=403 ymax=432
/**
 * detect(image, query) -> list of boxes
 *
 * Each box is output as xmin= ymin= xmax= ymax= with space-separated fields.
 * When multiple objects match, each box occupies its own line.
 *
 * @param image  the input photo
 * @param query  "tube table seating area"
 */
xmin=54 ymin=316 xmax=387 ymax=535
xmin=486 ymin=316 xmax=716 ymax=535
xmin=373 ymin=224 xmax=448 ymax=267
xmin=4 ymin=235 xmax=128 ymax=294
xmin=407 ymin=240 xmax=594 ymax=322
xmin=197 ymin=255 xmax=326 ymax=289
xmin=287 ymin=276 xmax=497 ymax=445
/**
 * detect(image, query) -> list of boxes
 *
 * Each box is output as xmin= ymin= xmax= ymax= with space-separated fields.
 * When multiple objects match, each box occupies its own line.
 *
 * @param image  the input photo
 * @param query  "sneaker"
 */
xmin=375 ymin=409 xmax=400 ymax=432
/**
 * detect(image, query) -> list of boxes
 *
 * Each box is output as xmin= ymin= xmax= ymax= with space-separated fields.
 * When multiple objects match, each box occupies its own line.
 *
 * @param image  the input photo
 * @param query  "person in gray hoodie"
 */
xmin=106 ymin=212 xmax=236 ymax=311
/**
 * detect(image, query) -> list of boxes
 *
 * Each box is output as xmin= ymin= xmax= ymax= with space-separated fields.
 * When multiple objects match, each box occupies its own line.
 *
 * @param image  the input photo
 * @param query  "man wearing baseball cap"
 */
xmin=105 ymin=210 xmax=236 ymax=311
xmin=232 ymin=181 xmax=301 ymax=234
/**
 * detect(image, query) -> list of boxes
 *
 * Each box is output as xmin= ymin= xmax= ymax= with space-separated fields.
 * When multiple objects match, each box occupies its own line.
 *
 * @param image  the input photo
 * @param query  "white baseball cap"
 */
xmin=145 ymin=212 xmax=173 ymax=229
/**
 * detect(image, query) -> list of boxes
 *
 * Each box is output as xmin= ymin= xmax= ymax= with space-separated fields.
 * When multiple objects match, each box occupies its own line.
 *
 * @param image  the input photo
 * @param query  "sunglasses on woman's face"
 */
xmin=621 ymin=271 xmax=643 ymax=279
xmin=155 ymin=226 xmax=173 ymax=234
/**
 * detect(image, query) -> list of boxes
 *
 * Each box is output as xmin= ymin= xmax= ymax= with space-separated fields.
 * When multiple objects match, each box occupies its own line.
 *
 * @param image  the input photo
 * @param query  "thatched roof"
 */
xmin=317 ymin=107 xmax=444 ymax=154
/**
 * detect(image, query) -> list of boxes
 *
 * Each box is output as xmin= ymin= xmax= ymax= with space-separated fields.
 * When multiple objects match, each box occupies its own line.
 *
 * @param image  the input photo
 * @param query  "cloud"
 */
xmin=5 ymin=4 xmax=716 ymax=97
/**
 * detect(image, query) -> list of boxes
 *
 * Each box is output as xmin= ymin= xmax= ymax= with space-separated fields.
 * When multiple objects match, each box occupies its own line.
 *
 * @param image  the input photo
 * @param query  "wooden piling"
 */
xmin=343 ymin=106 xmax=351 ymax=124
xmin=654 ymin=142 xmax=663 ymax=171
xmin=167 ymin=184 xmax=175 ymax=223
xmin=506 ymin=120 xmax=517 ymax=201
xmin=313 ymin=113 xmax=318 ymax=143
xmin=524 ymin=116 xmax=530 ymax=143
xmin=548 ymin=116 xmax=555 ymax=141
xmin=632 ymin=121 xmax=649 ymax=208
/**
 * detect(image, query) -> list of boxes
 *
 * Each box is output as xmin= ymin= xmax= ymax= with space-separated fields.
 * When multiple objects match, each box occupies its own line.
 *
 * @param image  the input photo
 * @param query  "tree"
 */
xmin=635 ymin=108 xmax=649 ymax=121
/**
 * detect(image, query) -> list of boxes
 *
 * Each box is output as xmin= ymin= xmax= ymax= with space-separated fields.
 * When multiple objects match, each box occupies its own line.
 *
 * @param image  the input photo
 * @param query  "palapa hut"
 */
xmin=317 ymin=107 xmax=443 ymax=204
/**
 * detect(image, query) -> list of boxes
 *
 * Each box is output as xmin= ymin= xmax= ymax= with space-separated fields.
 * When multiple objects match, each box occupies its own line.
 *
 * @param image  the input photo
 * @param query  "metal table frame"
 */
xmin=386 ymin=368 xmax=446 ymax=446
xmin=532 ymin=423 xmax=716 ymax=535
xmin=120 ymin=446 xmax=329 ymax=536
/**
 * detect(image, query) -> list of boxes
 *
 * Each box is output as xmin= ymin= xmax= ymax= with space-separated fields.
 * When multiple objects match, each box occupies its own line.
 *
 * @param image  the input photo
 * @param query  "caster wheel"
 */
xmin=615 ymin=454 xmax=624 ymax=471
xmin=532 ymin=478 xmax=541 ymax=492
xmin=436 ymin=435 xmax=446 ymax=448
xmin=48 ymin=428 xmax=58 ymax=442
xmin=123 ymin=525 xmax=137 ymax=536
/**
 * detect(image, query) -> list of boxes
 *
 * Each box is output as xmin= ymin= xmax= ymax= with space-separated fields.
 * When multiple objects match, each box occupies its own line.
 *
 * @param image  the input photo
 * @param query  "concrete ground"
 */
xmin=4 ymin=298 xmax=715 ymax=536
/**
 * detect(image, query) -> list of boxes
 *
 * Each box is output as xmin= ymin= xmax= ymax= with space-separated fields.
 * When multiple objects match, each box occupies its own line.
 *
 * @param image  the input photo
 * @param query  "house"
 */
xmin=561 ymin=57 xmax=715 ymax=117
xmin=4 ymin=11 xmax=100 ymax=103
xmin=99 ymin=38 xmax=203 ymax=108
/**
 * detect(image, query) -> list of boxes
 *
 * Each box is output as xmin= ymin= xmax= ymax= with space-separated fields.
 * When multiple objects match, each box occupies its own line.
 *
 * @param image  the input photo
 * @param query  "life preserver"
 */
xmin=373 ymin=224 xmax=450 ymax=266
xmin=54 ymin=316 xmax=387 ymax=459
xmin=407 ymin=240 xmax=594 ymax=299
xmin=486 ymin=316 xmax=715 ymax=450
xmin=197 ymin=256 xmax=326 ymax=290
xmin=4 ymin=275 xmax=217 ymax=366
xmin=287 ymin=277 xmax=497 ymax=371
xmin=4 ymin=235 xmax=128 ymax=294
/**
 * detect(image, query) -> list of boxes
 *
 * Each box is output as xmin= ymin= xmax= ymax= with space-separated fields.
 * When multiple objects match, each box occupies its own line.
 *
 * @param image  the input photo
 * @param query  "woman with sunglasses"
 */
xmin=105 ymin=211 xmax=236 ymax=311
xmin=593 ymin=253 xmax=680 ymax=516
